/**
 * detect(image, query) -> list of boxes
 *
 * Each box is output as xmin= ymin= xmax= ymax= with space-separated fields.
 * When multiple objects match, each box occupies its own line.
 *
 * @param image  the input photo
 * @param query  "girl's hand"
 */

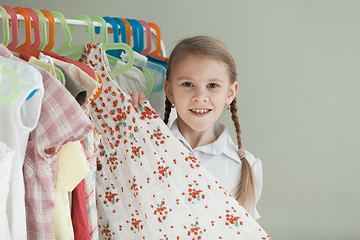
xmin=131 ymin=91 xmax=145 ymax=108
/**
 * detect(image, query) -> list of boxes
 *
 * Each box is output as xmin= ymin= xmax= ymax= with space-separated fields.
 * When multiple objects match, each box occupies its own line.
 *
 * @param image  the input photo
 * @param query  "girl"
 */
xmin=132 ymin=36 xmax=263 ymax=219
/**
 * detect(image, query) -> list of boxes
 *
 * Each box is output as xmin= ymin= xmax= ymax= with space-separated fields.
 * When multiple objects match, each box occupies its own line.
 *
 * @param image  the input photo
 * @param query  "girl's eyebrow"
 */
xmin=176 ymin=76 xmax=193 ymax=81
xmin=205 ymin=78 xmax=226 ymax=84
xmin=209 ymin=78 xmax=225 ymax=82
xmin=176 ymin=76 xmax=225 ymax=82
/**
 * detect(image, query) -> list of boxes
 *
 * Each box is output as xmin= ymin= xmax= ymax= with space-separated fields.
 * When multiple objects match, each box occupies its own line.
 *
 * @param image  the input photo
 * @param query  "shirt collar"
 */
xmin=170 ymin=119 xmax=241 ymax=163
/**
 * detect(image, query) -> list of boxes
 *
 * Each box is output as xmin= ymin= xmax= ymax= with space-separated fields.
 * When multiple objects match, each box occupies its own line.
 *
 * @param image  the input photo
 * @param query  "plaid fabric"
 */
xmin=0 ymin=46 xmax=93 ymax=239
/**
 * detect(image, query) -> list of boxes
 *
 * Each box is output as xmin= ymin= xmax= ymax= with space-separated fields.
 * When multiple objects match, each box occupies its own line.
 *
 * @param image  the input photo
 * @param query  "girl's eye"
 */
xmin=183 ymin=82 xmax=193 ymax=87
xmin=208 ymin=83 xmax=218 ymax=88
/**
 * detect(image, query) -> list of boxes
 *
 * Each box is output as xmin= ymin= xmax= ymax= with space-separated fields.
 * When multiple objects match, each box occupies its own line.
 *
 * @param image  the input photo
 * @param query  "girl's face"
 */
xmin=165 ymin=54 xmax=238 ymax=135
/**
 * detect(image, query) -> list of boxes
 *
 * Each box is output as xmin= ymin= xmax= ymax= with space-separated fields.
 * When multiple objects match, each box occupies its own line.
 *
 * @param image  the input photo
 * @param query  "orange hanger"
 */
xmin=89 ymin=71 xmax=103 ymax=101
xmin=24 ymin=7 xmax=41 ymax=55
xmin=40 ymin=9 xmax=55 ymax=51
xmin=2 ymin=5 xmax=18 ymax=50
xmin=119 ymin=18 xmax=132 ymax=46
xmin=13 ymin=7 xmax=32 ymax=54
xmin=148 ymin=22 xmax=168 ymax=62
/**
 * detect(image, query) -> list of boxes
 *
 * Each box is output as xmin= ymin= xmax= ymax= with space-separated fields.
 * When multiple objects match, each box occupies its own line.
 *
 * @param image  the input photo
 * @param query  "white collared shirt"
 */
xmin=170 ymin=119 xmax=263 ymax=219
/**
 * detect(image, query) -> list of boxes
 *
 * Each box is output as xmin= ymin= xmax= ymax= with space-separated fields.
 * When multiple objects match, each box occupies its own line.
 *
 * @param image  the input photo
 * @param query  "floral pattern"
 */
xmin=80 ymin=43 xmax=272 ymax=240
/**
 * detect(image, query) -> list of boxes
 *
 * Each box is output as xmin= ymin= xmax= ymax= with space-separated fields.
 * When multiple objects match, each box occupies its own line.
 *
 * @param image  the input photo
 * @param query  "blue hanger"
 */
xmin=112 ymin=18 xmax=128 ymax=56
xmin=112 ymin=18 xmax=127 ymax=44
xmin=126 ymin=19 xmax=144 ymax=53
xmin=103 ymin=16 xmax=121 ymax=58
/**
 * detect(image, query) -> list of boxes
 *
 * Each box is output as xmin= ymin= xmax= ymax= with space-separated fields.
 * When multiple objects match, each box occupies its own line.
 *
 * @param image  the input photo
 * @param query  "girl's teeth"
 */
xmin=192 ymin=109 xmax=208 ymax=113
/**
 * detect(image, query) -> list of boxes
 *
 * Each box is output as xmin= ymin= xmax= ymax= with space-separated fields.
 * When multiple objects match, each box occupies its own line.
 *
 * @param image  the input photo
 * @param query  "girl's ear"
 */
xmin=164 ymin=79 xmax=175 ymax=103
xmin=226 ymin=81 xmax=239 ymax=105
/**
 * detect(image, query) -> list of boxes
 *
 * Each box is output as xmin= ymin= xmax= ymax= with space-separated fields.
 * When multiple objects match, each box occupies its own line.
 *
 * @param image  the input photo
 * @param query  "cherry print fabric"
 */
xmin=80 ymin=43 xmax=272 ymax=240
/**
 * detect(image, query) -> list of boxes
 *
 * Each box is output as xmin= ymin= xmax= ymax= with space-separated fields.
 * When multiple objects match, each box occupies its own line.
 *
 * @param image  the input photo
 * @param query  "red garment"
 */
xmin=19 ymin=52 xmax=31 ymax=61
xmin=42 ymin=51 xmax=96 ymax=80
xmin=72 ymin=180 xmax=91 ymax=240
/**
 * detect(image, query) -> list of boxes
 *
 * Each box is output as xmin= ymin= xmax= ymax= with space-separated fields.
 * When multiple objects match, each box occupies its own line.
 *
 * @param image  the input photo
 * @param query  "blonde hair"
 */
xmin=164 ymin=36 xmax=255 ymax=212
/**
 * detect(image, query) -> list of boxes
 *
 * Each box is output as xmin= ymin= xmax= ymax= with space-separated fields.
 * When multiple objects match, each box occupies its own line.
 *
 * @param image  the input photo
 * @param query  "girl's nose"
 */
xmin=192 ymin=87 xmax=209 ymax=102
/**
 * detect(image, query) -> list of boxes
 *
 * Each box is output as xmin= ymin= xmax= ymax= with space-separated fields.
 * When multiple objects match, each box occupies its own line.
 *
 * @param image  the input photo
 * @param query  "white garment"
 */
xmin=0 ymin=54 xmax=44 ymax=239
xmin=111 ymin=60 xmax=167 ymax=119
xmin=170 ymin=120 xmax=263 ymax=219
xmin=111 ymin=60 xmax=147 ymax=94
xmin=0 ymin=141 xmax=14 ymax=240
xmin=120 ymin=50 xmax=167 ymax=119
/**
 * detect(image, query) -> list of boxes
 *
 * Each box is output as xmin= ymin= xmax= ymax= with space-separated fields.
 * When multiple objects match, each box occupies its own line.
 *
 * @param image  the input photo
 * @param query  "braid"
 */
xmin=230 ymin=98 xmax=243 ymax=150
xmin=163 ymin=97 xmax=172 ymax=125
xmin=230 ymin=97 xmax=255 ymax=213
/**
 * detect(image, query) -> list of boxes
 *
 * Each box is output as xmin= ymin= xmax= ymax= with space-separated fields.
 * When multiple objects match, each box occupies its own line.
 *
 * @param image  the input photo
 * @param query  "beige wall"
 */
xmin=3 ymin=0 xmax=360 ymax=239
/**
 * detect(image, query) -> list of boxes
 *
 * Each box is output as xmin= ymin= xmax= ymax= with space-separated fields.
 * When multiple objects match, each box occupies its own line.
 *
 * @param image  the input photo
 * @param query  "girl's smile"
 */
xmin=165 ymin=54 xmax=238 ymax=148
xmin=189 ymin=108 xmax=212 ymax=115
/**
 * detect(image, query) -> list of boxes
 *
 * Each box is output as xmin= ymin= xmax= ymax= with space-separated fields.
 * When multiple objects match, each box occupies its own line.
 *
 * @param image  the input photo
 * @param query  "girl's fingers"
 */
xmin=139 ymin=92 xmax=145 ymax=105
xmin=131 ymin=91 xmax=140 ymax=108
xmin=131 ymin=91 xmax=145 ymax=108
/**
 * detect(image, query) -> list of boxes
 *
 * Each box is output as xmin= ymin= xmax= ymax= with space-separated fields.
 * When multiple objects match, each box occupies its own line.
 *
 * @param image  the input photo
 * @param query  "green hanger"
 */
xmin=0 ymin=66 xmax=21 ymax=104
xmin=66 ymin=13 xmax=96 ymax=60
xmin=33 ymin=9 xmax=47 ymax=50
xmin=90 ymin=16 xmax=137 ymax=79
xmin=71 ymin=14 xmax=95 ymax=42
xmin=102 ymin=43 xmax=135 ymax=78
xmin=107 ymin=53 xmax=123 ymax=67
xmin=51 ymin=11 xmax=74 ymax=55
xmin=0 ymin=6 xmax=10 ymax=46
xmin=54 ymin=66 xmax=66 ymax=86
xmin=50 ymin=11 xmax=134 ymax=77
xmin=142 ymin=67 xmax=155 ymax=96
xmin=91 ymin=16 xmax=108 ymax=44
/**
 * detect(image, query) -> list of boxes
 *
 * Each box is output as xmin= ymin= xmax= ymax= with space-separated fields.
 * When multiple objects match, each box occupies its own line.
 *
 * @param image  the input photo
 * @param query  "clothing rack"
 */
xmin=0 ymin=13 xmax=167 ymax=57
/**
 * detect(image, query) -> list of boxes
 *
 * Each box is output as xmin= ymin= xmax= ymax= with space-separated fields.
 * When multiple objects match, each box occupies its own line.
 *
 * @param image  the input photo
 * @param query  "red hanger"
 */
xmin=2 ymin=5 xmax=18 ymax=50
xmin=13 ymin=7 xmax=32 ymax=54
xmin=138 ymin=20 xmax=152 ymax=56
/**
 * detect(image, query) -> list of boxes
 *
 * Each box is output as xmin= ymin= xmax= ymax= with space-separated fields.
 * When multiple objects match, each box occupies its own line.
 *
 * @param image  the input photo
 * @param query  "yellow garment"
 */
xmin=53 ymin=141 xmax=89 ymax=240
xmin=53 ymin=191 xmax=74 ymax=240
xmin=29 ymin=57 xmax=56 ymax=77
xmin=56 ymin=141 xmax=89 ymax=190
